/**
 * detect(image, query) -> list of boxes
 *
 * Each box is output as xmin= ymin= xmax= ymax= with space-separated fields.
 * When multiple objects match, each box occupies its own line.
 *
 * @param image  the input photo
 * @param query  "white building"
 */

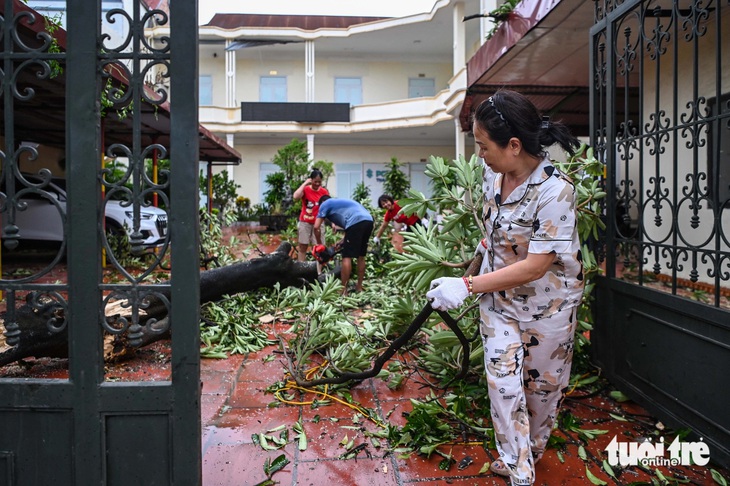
xmin=147 ymin=0 xmax=494 ymax=205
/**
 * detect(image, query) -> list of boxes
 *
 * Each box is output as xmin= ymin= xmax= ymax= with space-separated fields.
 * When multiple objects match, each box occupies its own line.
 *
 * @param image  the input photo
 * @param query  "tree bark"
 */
xmin=0 ymin=241 xmax=319 ymax=366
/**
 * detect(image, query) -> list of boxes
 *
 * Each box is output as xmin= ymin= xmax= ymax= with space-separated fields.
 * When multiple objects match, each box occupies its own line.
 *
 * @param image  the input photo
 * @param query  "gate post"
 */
xmin=169 ymin=0 xmax=203 ymax=482
xmin=65 ymin=0 xmax=104 ymax=483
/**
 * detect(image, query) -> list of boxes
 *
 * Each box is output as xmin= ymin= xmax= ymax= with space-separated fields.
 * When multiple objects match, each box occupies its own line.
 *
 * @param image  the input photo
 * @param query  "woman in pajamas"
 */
xmin=426 ymin=89 xmax=584 ymax=486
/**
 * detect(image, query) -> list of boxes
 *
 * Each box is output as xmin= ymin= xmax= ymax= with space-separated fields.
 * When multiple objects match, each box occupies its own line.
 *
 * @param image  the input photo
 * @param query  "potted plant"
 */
xmin=261 ymin=171 xmax=291 ymax=230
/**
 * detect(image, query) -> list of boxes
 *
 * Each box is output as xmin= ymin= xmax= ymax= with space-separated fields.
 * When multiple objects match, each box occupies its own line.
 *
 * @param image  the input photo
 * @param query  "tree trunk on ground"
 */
xmin=0 ymin=242 xmax=319 ymax=366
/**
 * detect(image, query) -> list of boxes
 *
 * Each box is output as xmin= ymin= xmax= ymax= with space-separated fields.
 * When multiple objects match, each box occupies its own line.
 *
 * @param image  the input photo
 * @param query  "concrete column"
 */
xmin=452 ymin=1 xmax=465 ymax=76
xmin=307 ymin=133 xmax=315 ymax=162
xmin=305 ymin=40 xmax=315 ymax=165
xmin=227 ymin=134 xmax=235 ymax=179
xmin=305 ymin=40 xmax=315 ymax=102
xmin=480 ymin=0 xmax=499 ymax=45
xmin=454 ymin=118 xmax=466 ymax=159
xmin=225 ymin=40 xmax=236 ymax=108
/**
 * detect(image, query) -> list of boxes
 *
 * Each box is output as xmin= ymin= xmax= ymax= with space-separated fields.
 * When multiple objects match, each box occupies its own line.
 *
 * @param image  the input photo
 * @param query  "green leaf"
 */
xmin=263 ymin=454 xmax=290 ymax=477
xmin=585 ymin=466 xmax=608 ymax=485
xmin=293 ymin=420 xmax=307 ymax=451
xmin=258 ymin=434 xmax=276 ymax=451
xmin=579 ymin=428 xmax=608 ymax=441
xmin=609 ymin=390 xmax=632 ymax=402
xmin=711 ymin=469 xmax=729 ymax=486
xmin=602 ymin=460 xmax=616 ymax=478
xmin=578 ymin=445 xmax=588 ymax=460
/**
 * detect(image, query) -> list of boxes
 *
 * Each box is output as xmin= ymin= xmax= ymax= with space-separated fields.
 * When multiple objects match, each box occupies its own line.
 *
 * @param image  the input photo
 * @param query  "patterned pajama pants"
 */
xmin=479 ymin=306 xmax=578 ymax=486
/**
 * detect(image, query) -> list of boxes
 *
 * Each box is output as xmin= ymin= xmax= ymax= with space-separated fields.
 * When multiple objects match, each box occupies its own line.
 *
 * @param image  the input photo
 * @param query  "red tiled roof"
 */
xmin=1 ymin=0 xmax=239 ymax=163
xmin=141 ymin=0 xmax=169 ymax=14
xmin=205 ymin=14 xmax=389 ymax=30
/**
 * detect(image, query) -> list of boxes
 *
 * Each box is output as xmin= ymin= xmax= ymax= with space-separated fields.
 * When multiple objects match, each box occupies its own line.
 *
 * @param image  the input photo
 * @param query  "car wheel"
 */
xmin=105 ymin=219 xmax=125 ymax=239
xmin=104 ymin=218 xmax=128 ymax=251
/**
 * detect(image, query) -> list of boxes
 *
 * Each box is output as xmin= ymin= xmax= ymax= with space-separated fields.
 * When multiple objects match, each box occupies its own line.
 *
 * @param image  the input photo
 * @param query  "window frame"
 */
xmin=259 ymin=76 xmax=287 ymax=102
xmin=408 ymin=77 xmax=435 ymax=98
xmin=334 ymin=77 xmax=363 ymax=106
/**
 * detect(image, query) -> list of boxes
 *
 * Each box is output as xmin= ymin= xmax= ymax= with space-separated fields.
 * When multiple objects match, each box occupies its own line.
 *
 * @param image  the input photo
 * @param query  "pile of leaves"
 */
xmin=200 ymin=149 xmax=730 ymax=485
xmin=201 ymin=148 xmax=605 ymax=438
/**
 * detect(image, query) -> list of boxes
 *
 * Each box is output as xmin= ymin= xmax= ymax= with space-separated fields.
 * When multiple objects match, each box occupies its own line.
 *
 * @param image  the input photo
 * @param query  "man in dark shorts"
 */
xmin=314 ymin=195 xmax=374 ymax=295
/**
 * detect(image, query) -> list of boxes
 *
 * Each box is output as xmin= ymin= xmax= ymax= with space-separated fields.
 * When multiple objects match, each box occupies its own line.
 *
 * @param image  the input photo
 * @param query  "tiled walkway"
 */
xmin=200 ymin=329 xmax=727 ymax=486
xmin=3 ymin=230 xmax=728 ymax=485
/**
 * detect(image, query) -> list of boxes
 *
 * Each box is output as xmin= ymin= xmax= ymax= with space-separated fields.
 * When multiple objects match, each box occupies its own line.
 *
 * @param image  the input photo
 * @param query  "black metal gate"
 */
xmin=590 ymin=0 xmax=730 ymax=468
xmin=1 ymin=0 xmax=201 ymax=484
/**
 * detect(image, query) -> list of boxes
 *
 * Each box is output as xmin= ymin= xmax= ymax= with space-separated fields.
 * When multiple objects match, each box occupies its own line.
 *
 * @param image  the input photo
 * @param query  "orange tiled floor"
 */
xmin=3 ymin=231 xmax=728 ymax=485
xmin=200 ymin=343 xmax=727 ymax=486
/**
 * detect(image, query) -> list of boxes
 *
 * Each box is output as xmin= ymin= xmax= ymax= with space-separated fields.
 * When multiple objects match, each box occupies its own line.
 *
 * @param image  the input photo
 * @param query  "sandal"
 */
xmin=490 ymin=458 xmax=510 ymax=477
xmin=532 ymin=451 xmax=543 ymax=465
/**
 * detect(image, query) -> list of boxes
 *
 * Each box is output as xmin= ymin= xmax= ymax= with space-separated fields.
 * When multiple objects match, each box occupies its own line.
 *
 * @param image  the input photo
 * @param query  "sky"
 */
xmin=198 ymin=0 xmax=438 ymax=24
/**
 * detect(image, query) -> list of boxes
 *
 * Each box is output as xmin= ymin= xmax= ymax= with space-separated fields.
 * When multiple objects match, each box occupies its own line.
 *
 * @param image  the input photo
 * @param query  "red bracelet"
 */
xmin=462 ymin=276 xmax=473 ymax=295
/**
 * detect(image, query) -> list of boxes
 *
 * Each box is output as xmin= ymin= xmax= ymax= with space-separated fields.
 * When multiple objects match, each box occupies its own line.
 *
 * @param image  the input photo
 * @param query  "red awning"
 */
xmin=204 ymin=13 xmax=389 ymax=30
xmin=460 ymin=0 xmax=595 ymax=136
xmin=1 ymin=0 xmax=240 ymax=164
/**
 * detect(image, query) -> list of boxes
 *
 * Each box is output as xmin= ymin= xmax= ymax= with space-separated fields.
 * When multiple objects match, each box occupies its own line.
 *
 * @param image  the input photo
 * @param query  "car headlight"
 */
xmin=125 ymin=211 xmax=154 ymax=220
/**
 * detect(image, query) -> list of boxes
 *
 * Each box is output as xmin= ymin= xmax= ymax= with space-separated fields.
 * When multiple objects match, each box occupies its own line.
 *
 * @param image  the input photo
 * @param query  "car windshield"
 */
xmin=0 ymin=174 xmax=67 ymax=202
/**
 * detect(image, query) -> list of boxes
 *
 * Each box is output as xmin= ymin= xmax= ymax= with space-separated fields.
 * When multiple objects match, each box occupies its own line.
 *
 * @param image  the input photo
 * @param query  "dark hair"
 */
xmin=377 ymin=194 xmax=394 ymax=208
xmin=472 ymin=89 xmax=580 ymax=158
xmin=310 ymin=169 xmax=324 ymax=179
xmin=318 ymin=194 xmax=331 ymax=204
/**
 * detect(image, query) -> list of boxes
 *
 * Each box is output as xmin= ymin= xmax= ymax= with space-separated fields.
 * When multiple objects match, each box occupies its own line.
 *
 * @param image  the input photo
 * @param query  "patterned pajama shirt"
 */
xmin=478 ymin=158 xmax=584 ymax=485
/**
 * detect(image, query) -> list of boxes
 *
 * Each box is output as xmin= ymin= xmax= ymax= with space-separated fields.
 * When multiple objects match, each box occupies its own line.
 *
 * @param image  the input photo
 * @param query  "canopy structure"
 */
xmin=1 ymin=0 xmax=241 ymax=165
xmin=461 ymin=0 xmax=611 ymax=137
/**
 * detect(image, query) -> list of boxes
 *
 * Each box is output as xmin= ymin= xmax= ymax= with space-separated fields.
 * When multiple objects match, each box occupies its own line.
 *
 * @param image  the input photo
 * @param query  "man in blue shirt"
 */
xmin=314 ymin=195 xmax=374 ymax=295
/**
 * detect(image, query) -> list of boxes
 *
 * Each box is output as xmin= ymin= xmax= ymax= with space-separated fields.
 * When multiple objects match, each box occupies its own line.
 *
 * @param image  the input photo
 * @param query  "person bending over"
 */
xmin=314 ymin=195 xmax=373 ymax=295
xmin=372 ymin=194 xmax=421 ymax=246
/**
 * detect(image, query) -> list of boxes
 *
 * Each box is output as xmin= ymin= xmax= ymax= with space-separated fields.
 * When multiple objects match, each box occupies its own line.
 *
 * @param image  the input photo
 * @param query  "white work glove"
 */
xmin=372 ymin=236 xmax=380 ymax=245
xmin=426 ymin=277 xmax=469 ymax=311
xmin=473 ymin=238 xmax=488 ymax=259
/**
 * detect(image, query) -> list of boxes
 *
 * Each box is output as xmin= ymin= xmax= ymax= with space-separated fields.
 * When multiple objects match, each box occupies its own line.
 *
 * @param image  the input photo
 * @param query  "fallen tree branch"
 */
xmin=0 ymin=241 xmax=319 ymax=367
xmin=284 ymin=254 xmax=483 ymax=388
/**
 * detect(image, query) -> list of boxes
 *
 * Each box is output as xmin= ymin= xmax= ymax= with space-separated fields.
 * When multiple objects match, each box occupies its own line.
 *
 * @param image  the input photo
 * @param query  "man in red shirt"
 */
xmin=372 ymin=194 xmax=421 ymax=245
xmin=293 ymin=169 xmax=329 ymax=261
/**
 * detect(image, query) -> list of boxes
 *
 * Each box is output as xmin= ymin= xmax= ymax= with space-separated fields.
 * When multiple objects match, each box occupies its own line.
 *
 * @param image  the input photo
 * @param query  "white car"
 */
xmin=1 ymin=174 xmax=168 ymax=249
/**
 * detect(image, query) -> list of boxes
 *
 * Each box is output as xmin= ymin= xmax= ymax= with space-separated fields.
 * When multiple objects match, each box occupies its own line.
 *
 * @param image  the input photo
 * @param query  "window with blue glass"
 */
xmin=260 ymin=76 xmax=287 ymax=102
xmin=199 ymin=75 xmax=213 ymax=105
xmin=408 ymin=77 xmax=435 ymax=98
xmin=334 ymin=77 xmax=362 ymax=106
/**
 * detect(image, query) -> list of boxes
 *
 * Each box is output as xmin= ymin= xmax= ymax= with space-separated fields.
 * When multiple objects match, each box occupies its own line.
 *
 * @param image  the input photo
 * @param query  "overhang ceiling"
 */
xmin=197 ymin=6 xmax=483 ymax=148
xmin=461 ymin=0 xmax=597 ymax=137
xmin=200 ymin=8 xmax=481 ymax=62
xmin=1 ymin=0 xmax=241 ymax=164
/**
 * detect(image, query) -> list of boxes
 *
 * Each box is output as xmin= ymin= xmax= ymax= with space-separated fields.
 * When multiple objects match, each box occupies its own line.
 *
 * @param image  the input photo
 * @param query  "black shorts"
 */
xmin=342 ymin=220 xmax=374 ymax=258
xmin=405 ymin=219 xmax=423 ymax=232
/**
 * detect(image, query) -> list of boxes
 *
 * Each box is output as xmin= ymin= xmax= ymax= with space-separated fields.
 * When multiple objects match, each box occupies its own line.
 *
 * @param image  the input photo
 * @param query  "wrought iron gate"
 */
xmin=1 ymin=0 xmax=202 ymax=484
xmin=590 ymin=0 xmax=730 ymax=467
